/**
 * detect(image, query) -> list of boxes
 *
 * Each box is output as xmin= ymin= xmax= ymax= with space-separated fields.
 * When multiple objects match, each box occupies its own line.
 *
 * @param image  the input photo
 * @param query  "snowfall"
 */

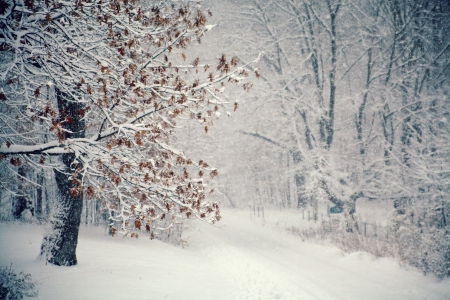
xmin=1 ymin=209 xmax=450 ymax=300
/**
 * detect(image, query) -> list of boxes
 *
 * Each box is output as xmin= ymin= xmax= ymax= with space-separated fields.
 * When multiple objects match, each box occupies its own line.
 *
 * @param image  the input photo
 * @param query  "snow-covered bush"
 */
xmin=285 ymin=214 xmax=450 ymax=278
xmin=0 ymin=264 xmax=38 ymax=299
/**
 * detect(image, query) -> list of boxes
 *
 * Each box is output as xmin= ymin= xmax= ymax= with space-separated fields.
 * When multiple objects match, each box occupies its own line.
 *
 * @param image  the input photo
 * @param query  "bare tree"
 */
xmin=207 ymin=0 xmax=450 ymax=218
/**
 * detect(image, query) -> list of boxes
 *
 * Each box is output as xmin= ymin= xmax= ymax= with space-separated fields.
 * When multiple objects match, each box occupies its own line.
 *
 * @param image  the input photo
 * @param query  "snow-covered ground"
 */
xmin=1 ymin=209 xmax=449 ymax=300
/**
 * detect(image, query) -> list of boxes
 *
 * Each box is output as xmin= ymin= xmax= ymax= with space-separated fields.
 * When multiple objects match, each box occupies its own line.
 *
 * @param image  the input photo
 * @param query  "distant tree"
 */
xmin=0 ymin=0 xmax=254 ymax=266
xmin=212 ymin=0 xmax=450 ymax=219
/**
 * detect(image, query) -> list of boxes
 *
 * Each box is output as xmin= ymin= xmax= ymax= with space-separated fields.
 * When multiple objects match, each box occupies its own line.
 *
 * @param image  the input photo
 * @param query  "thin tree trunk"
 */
xmin=357 ymin=49 xmax=372 ymax=157
xmin=285 ymin=152 xmax=291 ymax=208
xmin=382 ymin=104 xmax=394 ymax=165
xmin=325 ymin=0 xmax=340 ymax=149
xmin=36 ymin=169 xmax=44 ymax=219
xmin=13 ymin=166 xmax=28 ymax=219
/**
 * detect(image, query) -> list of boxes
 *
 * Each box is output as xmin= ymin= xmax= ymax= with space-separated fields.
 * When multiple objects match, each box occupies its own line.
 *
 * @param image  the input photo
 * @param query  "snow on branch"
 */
xmin=0 ymin=0 xmax=258 ymax=238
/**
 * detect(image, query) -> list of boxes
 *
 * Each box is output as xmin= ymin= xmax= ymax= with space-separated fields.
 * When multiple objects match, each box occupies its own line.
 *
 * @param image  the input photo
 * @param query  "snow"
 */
xmin=1 ymin=209 xmax=450 ymax=300
xmin=355 ymin=198 xmax=393 ymax=225
xmin=204 ymin=24 xmax=217 ymax=31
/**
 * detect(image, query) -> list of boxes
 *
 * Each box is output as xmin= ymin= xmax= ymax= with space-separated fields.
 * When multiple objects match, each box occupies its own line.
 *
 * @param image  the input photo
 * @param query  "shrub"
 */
xmin=0 ymin=264 xmax=38 ymax=299
xmin=285 ymin=215 xmax=450 ymax=278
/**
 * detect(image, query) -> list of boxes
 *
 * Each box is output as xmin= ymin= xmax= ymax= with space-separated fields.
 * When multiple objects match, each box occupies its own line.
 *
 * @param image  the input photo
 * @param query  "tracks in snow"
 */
xmin=189 ymin=213 xmax=336 ymax=300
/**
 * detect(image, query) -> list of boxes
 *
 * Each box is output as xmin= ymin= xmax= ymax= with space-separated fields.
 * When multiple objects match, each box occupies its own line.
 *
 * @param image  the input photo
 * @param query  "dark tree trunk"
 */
xmin=284 ymin=152 xmax=291 ymax=208
xmin=295 ymin=174 xmax=307 ymax=208
xmin=13 ymin=166 xmax=28 ymax=219
xmin=40 ymin=88 xmax=85 ymax=266
xmin=382 ymin=103 xmax=394 ymax=165
xmin=292 ymin=151 xmax=307 ymax=208
xmin=41 ymin=153 xmax=84 ymax=266
xmin=36 ymin=169 xmax=44 ymax=219
xmin=325 ymin=1 xmax=340 ymax=150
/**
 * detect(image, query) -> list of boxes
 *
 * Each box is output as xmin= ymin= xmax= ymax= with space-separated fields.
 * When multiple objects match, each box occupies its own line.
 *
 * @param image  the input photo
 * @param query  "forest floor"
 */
xmin=1 ymin=209 xmax=450 ymax=300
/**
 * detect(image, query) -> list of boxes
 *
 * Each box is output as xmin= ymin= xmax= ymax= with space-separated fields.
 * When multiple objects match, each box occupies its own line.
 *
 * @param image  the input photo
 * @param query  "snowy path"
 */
xmin=188 ymin=210 xmax=450 ymax=300
xmin=190 ymin=218 xmax=334 ymax=299
xmin=1 ymin=209 xmax=450 ymax=299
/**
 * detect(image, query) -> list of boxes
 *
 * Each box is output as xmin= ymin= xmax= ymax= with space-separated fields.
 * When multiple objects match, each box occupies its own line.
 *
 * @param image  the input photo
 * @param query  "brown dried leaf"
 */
xmin=135 ymin=219 xmax=141 ymax=230
xmin=110 ymin=227 xmax=117 ymax=237
xmin=210 ymin=169 xmax=218 ymax=178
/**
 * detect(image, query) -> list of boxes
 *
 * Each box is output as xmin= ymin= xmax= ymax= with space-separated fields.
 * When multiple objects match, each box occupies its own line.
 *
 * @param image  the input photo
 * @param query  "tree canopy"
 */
xmin=0 ymin=0 xmax=256 ymax=265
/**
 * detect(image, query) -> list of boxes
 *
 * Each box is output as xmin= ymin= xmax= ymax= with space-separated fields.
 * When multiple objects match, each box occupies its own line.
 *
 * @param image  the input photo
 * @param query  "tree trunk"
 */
xmin=35 ymin=169 xmax=44 ymax=219
xmin=40 ymin=88 xmax=85 ymax=266
xmin=41 ymin=154 xmax=84 ymax=266
xmin=13 ymin=166 xmax=28 ymax=219
xmin=325 ymin=1 xmax=340 ymax=150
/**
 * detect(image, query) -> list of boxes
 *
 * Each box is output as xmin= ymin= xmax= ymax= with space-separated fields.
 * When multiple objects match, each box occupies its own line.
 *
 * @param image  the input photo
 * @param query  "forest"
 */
xmin=180 ymin=0 xmax=450 ymax=278
xmin=1 ymin=0 xmax=450 ymax=297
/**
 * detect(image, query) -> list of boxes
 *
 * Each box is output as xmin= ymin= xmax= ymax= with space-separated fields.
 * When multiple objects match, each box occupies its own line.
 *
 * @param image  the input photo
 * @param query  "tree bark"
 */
xmin=13 ymin=166 xmax=28 ymax=219
xmin=36 ymin=169 xmax=44 ymax=219
xmin=325 ymin=0 xmax=340 ymax=150
xmin=40 ymin=88 xmax=85 ymax=266
xmin=41 ymin=154 xmax=83 ymax=266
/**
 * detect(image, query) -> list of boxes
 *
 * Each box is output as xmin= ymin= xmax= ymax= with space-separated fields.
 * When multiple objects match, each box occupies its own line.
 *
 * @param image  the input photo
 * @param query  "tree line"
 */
xmin=196 ymin=0 xmax=450 ymax=277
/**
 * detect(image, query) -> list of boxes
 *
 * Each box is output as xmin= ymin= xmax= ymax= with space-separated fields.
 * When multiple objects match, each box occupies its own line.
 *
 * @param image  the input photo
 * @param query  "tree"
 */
xmin=221 ymin=0 xmax=358 ymax=212
xmin=203 ymin=0 xmax=450 ymax=218
xmin=0 ymin=0 xmax=255 ymax=266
